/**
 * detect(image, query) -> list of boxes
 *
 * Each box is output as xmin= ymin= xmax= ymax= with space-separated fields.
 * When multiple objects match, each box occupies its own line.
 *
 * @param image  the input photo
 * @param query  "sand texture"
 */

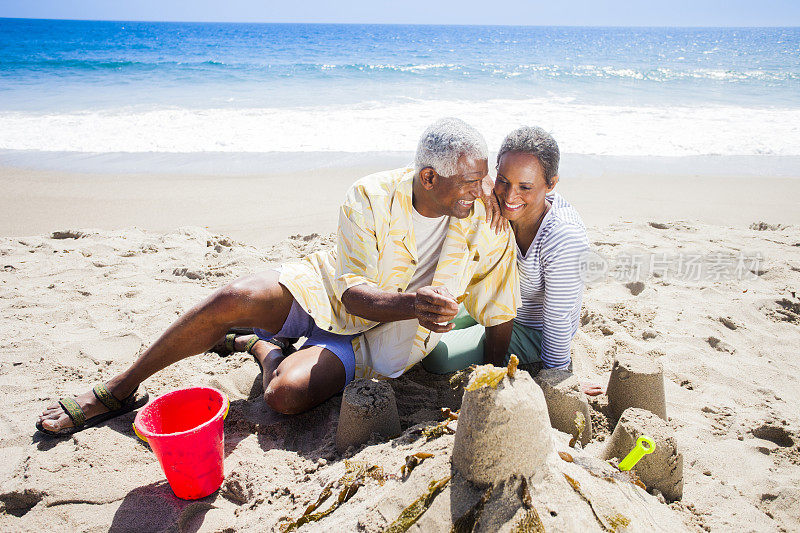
xmin=0 ymin=215 xmax=799 ymax=531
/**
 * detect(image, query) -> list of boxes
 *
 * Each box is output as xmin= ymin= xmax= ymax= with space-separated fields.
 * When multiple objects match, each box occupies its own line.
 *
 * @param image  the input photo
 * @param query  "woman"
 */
xmin=424 ymin=126 xmax=593 ymax=378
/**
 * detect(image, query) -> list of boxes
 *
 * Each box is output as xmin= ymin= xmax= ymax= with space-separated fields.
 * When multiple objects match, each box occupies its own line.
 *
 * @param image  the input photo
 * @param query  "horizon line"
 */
xmin=1 ymin=16 xmax=798 ymax=29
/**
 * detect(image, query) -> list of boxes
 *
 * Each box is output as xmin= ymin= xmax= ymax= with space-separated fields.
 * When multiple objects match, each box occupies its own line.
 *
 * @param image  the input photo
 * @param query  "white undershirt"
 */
xmin=407 ymin=207 xmax=450 ymax=291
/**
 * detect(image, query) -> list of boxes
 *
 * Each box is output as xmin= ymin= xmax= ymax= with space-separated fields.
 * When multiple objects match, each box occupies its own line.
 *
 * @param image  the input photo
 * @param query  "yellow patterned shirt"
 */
xmin=279 ymin=167 xmax=520 ymax=378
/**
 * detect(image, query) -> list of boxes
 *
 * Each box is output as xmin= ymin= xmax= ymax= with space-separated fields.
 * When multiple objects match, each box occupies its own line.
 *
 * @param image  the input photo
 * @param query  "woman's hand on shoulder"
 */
xmin=480 ymin=175 xmax=509 ymax=234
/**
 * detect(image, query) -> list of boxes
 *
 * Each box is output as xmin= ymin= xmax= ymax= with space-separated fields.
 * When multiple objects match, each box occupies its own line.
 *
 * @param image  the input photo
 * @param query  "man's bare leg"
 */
xmin=261 ymin=344 xmax=347 ymax=415
xmin=38 ymin=271 xmax=293 ymax=433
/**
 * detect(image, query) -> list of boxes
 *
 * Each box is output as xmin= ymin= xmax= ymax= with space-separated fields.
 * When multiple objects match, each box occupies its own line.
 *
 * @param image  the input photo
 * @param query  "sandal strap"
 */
xmin=93 ymin=383 xmax=123 ymax=411
xmin=244 ymin=336 xmax=260 ymax=355
xmin=58 ymin=398 xmax=87 ymax=427
xmin=224 ymin=333 xmax=237 ymax=353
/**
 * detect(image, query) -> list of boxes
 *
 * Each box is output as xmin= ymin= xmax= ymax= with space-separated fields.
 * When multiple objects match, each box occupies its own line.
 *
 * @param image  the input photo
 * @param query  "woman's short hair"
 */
xmin=497 ymin=126 xmax=560 ymax=186
xmin=415 ymin=117 xmax=488 ymax=177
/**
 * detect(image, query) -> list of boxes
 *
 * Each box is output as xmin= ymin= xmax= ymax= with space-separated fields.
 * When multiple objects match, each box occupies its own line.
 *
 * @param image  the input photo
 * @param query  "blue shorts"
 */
xmin=254 ymin=299 xmax=357 ymax=386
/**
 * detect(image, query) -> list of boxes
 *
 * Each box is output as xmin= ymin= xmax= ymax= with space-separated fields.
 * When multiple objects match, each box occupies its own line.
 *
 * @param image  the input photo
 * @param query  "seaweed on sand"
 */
xmin=401 ymin=452 xmax=434 ymax=478
xmin=384 ymin=476 xmax=452 ymax=533
xmin=465 ymin=355 xmax=520 ymax=392
xmin=511 ymin=476 xmax=546 ymax=533
xmin=563 ymin=473 xmax=631 ymax=532
xmin=279 ymin=461 xmax=394 ymax=532
xmin=569 ymin=411 xmax=586 ymax=448
xmin=415 ymin=408 xmax=460 ymax=442
xmin=451 ymin=485 xmax=493 ymax=533
xmin=278 ymin=479 xmax=359 ymax=533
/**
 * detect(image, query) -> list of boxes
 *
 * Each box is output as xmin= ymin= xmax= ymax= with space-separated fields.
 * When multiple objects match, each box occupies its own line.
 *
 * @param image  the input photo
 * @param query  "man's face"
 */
xmin=431 ymin=155 xmax=489 ymax=218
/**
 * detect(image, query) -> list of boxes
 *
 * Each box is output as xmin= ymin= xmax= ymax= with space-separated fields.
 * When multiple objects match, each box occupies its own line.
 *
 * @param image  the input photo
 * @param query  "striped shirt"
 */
xmin=515 ymin=192 xmax=588 ymax=369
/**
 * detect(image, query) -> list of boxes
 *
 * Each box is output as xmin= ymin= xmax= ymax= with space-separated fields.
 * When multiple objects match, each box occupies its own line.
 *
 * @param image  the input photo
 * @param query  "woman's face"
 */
xmin=494 ymin=151 xmax=557 ymax=224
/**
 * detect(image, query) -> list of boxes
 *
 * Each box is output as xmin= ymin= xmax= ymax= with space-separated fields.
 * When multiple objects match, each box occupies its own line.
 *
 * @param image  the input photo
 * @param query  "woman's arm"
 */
xmin=540 ymin=224 xmax=589 ymax=368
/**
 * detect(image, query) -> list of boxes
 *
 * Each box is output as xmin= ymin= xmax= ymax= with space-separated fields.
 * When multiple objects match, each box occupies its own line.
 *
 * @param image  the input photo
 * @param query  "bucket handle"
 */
xmin=134 ymin=423 xmax=148 ymax=443
xmin=134 ymin=395 xmax=229 ymax=443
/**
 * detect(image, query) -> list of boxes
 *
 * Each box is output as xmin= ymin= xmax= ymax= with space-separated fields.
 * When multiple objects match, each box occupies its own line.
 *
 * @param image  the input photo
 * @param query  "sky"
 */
xmin=0 ymin=0 xmax=799 ymax=26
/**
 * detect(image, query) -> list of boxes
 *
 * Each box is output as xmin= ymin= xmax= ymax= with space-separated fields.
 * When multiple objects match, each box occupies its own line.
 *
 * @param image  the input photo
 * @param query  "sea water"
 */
xmin=1 ymin=19 xmax=798 ymax=161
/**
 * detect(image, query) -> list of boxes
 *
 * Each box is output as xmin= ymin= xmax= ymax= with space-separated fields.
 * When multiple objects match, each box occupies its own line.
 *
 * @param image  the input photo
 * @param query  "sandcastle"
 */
xmin=335 ymin=378 xmax=401 ymax=453
xmin=602 ymin=407 xmax=684 ymax=501
xmin=452 ymin=360 xmax=553 ymax=486
xmin=606 ymin=353 xmax=667 ymax=422
xmin=534 ymin=368 xmax=592 ymax=446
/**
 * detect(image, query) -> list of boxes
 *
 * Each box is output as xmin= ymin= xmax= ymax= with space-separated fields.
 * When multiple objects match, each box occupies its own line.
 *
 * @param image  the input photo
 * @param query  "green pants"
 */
xmin=422 ymin=305 xmax=543 ymax=374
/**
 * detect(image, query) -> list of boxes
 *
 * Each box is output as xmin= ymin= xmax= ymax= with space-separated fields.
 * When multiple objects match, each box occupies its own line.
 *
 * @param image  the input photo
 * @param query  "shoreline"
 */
xmin=2 ymin=155 xmax=798 ymax=247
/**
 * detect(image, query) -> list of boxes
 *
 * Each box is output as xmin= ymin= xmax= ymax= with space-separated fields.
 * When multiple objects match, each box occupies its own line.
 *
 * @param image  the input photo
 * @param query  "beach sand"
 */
xmin=0 ymin=160 xmax=799 ymax=531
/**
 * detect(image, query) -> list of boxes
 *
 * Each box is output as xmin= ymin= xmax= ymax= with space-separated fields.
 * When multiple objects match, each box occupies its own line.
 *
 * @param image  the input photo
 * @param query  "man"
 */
xmin=37 ymin=118 xmax=520 ymax=436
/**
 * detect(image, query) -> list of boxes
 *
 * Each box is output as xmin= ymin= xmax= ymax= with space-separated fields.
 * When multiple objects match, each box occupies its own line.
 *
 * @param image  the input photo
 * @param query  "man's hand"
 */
xmin=481 ymin=175 xmax=509 ymax=235
xmin=414 ymin=286 xmax=458 ymax=333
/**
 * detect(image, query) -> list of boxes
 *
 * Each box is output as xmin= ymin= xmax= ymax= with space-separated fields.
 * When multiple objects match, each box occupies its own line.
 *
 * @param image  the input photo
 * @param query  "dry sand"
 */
xmin=0 ymin=161 xmax=799 ymax=531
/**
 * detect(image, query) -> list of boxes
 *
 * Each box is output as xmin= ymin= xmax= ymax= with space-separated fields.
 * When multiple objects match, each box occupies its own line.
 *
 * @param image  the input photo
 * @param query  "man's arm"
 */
xmin=483 ymin=319 xmax=513 ymax=366
xmin=342 ymin=285 xmax=459 ymax=334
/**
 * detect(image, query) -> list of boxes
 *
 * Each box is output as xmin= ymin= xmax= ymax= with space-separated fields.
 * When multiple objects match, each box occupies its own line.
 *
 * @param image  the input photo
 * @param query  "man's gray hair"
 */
xmin=497 ymin=126 xmax=560 ymax=186
xmin=415 ymin=117 xmax=488 ymax=177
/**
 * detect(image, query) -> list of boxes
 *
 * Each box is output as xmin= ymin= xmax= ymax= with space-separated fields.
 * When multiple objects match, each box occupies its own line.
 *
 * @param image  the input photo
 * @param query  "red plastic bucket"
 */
xmin=133 ymin=387 xmax=229 ymax=499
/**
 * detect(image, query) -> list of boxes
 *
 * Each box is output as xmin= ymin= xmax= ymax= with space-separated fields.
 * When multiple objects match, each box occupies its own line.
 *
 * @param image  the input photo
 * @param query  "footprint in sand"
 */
xmin=751 ymin=423 xmax=794 ymax=447
xmin=0 ymin=487 xmax=45 ymax=517
xmin=642 ymin=328 xmax=658 ymax=340
xmin=625 ymin=281 xmax=646 ymax=295
xmin=772 ymin=298 xmax=800 ymax=324
xmin=701 ymin=405 xmax=735 ymax=436
xmin=648 ymin=221 xmax=695 ymax=231
xmin=51 ymin=230 xmax=85 ymax=240
xmin=706 ymin=336 xmax=735 ymax=354
xmin=719 ymin=316 xmax=739 ymax=330
xmin=749 ymin=222 xmax=786 ymax=231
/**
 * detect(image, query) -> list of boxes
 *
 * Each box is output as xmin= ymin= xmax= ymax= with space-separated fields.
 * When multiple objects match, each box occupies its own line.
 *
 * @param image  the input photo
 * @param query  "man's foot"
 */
xmin=211 ymin=333 xmax=259 ymax=355
xmin=248 ymin=338 xmax=288 ymax=392
xmin=37 ymin=381 xmax=138 ymax=434
xmin=215 ymin=333 xmax=288 ymax=392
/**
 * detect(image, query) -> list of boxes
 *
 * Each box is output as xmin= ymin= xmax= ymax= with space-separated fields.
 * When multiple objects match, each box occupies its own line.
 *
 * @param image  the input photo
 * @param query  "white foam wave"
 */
xmin=1 ymin=99 xmax=799 ymax=156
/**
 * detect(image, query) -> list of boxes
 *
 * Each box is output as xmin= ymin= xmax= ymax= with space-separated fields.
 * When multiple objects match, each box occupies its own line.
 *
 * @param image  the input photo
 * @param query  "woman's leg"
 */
xmin=508 ymin=322 xmax=543 ymax=366
xmin=423 ymin=323 xmax=486 ymax=374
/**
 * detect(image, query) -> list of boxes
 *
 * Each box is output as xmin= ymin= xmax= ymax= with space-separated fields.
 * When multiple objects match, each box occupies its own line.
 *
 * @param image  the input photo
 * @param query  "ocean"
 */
xmin=1 ymin=18 xmax=799 ymax=161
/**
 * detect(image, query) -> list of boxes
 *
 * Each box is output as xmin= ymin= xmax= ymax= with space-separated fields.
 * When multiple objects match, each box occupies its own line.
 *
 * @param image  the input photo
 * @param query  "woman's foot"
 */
xmin=37 ymin=379 xmax=136 ymax=434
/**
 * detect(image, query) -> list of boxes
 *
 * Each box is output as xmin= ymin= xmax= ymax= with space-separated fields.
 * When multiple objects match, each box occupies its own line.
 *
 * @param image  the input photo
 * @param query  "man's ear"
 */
xmin=419 ymin=167 xmax=437 ymax=190
xmin=547 ymin=174 xmax=559 ymax=193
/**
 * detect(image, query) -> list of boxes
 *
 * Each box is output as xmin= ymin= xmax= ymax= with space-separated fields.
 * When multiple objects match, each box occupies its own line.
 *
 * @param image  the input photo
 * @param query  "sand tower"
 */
xmin=534 ymin=368 xmax=593 ymax=446
xmin=335 ymin=378 xmax=401 ymax=453
xmin=452 ymin=361 xmax=553 ymax=486
xmin=606 ymin=353 xmax=667 ymax=422
xmin=602 ymin=407 xmax=683 ymax=501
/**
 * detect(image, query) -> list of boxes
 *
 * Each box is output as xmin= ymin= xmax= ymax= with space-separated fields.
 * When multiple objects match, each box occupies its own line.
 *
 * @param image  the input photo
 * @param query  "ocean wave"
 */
xmin=0 ymin=58 xmax=235 ymax=72
xmin=1 ymin=99 xmax=798 ymax=157
xmin=290 ymin=63 xmax=800 ymax=82
xmin=3 ymin=58 xmax=797 ymax=83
